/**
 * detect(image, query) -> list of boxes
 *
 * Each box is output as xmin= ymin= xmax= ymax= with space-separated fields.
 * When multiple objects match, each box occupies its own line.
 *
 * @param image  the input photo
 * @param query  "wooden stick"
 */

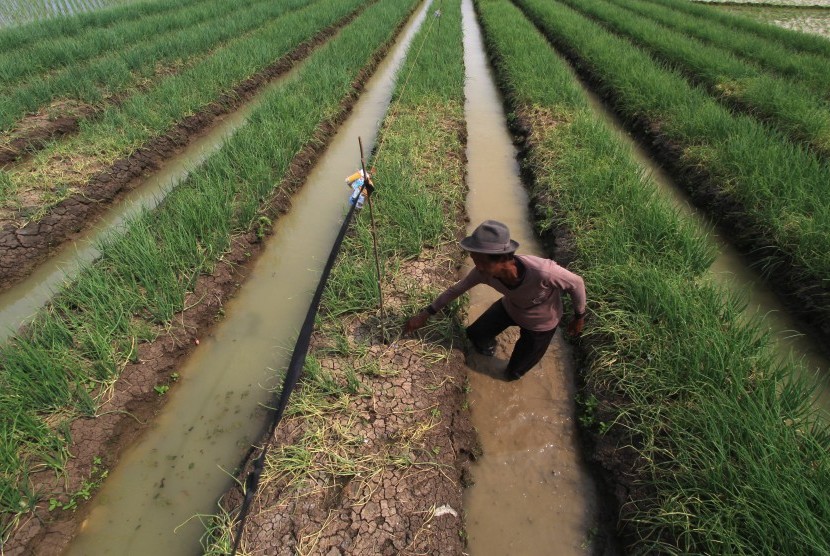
xmin=358 ymin=137 xmax=384 ymax=319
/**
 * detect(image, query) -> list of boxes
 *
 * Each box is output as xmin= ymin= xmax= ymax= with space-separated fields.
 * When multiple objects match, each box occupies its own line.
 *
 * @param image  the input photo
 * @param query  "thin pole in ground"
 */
xmin=358 ymin=136 xmax=384 ymax=322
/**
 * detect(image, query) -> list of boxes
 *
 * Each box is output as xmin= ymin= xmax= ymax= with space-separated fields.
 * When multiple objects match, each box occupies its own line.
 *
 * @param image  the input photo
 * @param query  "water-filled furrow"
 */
xmin=460 ymin=1 xmax=601 ymax=553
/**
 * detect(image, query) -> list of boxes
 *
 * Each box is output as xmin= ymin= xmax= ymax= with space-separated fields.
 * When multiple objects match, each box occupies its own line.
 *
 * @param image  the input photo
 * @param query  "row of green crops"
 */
xmin=618 ymin=0 xmax=830 ymax=95
xmin=3 ymin=0 xmax=362 ymax=208
xmin=324 ymin=3 xmax=466 ymax=313
xmin=477 ymin=0 xmax=830 ymax=552
xmin=204 ymin=0 xmax=467 ymax=550
xmin=1 ymin=0 xmax=416 ymax=542
xmin=0 ymin=0 xmax=319 ymax=132
xmin=511 ymin=0 xmax=830 ymax=345
xmin=559 ymin=0 xmax=830 ymax=159
xmin=0 ymin=0 xmax=140 ymax=30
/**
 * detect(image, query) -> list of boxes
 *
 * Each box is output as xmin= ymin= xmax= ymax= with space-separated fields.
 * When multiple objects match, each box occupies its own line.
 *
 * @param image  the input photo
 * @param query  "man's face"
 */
xmin=470 ymin=252 xmax=508 ymax=277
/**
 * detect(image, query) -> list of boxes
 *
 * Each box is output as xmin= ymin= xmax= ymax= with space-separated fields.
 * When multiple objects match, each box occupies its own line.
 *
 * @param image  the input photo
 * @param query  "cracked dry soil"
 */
xmin=216 ymin=252 xmax=480 ymax=556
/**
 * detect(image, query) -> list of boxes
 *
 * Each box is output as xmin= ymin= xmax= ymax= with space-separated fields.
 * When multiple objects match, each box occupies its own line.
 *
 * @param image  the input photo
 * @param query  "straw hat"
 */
xmin=460 ymin=220 xmax=519 ymax=254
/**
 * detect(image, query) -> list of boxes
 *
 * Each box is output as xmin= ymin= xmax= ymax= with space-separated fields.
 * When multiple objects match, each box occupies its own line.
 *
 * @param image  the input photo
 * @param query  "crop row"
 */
xmin=0 ymin=0 xmax=364 ymax=293
xmin=565 ymin=0 xmax=830 ymax=159
xmin=513 ymin=0 xmax=830 ymax=345
xmin=559 ymin=0 xmax=830 ymax=159
xmin=0 ymin=0 xmax=415 ymax=544
xmin=0 ymin=0 xmax=319 ymax=133
xmin=477 ymin=0 xmax=830 ymax=552
xmin=206 ymin=1 xmax=470 ymax=551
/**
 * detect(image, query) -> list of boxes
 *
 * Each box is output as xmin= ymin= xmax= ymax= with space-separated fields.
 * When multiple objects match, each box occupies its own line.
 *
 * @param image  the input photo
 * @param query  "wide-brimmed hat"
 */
xmin=460 ymin=220 xmax=519 ymax=254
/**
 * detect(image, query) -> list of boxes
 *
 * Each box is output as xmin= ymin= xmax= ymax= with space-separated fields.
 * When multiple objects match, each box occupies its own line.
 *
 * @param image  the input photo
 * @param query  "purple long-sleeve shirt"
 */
xmin=429 ymin=255 xmax=586 ymax=332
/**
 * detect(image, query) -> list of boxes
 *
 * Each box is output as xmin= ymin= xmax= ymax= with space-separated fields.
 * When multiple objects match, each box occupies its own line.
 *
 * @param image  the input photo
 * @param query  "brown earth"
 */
xmin=0 ymin=2 xmax=369 ymax=294
xmin=216 ymin=255 xmax=479 ymax=555
xmin=0 ymin=4 xmax=415 ymax=552
xmin=0 ymin=101 xmax=98 ymax=166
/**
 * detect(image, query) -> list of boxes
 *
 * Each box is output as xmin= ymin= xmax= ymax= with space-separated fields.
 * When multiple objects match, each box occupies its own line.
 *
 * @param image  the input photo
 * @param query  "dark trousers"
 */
xmin=466 ymin=300 xmax=557 ymax=379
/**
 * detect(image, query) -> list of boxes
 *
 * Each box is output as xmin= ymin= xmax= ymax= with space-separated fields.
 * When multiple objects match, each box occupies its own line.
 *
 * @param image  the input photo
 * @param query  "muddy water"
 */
xmin=63 ymin=3 xmax=431 ymax=555
xmin=582 ymin=92 xmax=830 ymax=412
xmin=0 ymin=67 xmax=302 ymax=345
xmin=460 ymin=1 xmax=599 ymax=554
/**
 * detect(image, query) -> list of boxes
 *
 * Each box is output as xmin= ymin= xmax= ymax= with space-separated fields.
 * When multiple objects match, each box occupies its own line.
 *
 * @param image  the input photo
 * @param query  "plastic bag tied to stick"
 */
xmin=344 ymin=168 xmax=375 ymax=209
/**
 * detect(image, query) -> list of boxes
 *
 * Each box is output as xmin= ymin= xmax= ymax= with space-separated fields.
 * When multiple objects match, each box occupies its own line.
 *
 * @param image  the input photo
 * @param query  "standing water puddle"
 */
xmin=582 ymin=92 xmax=830 ymax=411
xmin=460 ymin=1 xmax=599 ymax=553
xmin=0 ymin=65 xmax=301 ymax=344
xmin=63 ymin=3 xmax=431 ymax=554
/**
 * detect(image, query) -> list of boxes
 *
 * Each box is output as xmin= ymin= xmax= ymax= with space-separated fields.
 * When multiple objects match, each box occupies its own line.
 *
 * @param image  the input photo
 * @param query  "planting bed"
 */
xmin=670 ymin=0 xmax=830 ymax=56
xmin=513 ymin=0 xmax=830 ymax=353
xmin=562 ymin=0 xmax=830 ymax=159
xmin=621 ymin=0 xmax=830 ymax=95
xmin=0 ymin=0 xmax=307 ymax=158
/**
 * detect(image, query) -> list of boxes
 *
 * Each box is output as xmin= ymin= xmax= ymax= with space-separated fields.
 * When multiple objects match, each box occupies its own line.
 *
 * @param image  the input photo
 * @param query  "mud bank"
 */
xmin=0 ymin=3 xmax=367 ymax=294
xmin=2 ymin=13 xmax=409 ymax=553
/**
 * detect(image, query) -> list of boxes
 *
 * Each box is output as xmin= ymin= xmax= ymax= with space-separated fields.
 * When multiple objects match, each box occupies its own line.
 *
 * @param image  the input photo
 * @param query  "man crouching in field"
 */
xmin=404 ymin=220 xmax=586 ymax=381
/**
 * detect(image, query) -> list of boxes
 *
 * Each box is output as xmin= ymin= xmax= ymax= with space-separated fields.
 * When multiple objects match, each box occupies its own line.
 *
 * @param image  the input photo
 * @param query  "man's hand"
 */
xmin=567 ymin=314 xmax=585 ymax=337
xmin=404 ymin=311 xmax=430 ymax=334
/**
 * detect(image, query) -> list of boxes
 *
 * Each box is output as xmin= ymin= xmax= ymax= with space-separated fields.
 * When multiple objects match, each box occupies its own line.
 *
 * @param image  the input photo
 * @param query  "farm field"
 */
xmin=204 ymin=4 xmax=476 ymax=552
xmin=1 ymin=0 xmax=829 ymax=554
xmin=516 ymin=0 xmax=830 ymax=348
xmin=719 ymin=4 xmax=830 ymax=38
xmin=0 ymin=0 xmax=432 ymax=551
xmin=0 ymin=0 xmax=140 ymax=29
xmin=578 ymin=0 xmax=830 ymax=131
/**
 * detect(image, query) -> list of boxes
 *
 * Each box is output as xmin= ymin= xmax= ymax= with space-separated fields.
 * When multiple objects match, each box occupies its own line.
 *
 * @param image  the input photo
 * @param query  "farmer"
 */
xmin=404 ymin=220 xmax=586 ymax=381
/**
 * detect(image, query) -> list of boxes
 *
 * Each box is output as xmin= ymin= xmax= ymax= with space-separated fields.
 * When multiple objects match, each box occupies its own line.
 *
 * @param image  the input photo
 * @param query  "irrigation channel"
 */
xmin=61 ymin=2 xmax=431 ymax=554
xmin=460 ymin=1 xmax=600 ymax=553
xmin=0 ymin=70 xmax=302 ymax=344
